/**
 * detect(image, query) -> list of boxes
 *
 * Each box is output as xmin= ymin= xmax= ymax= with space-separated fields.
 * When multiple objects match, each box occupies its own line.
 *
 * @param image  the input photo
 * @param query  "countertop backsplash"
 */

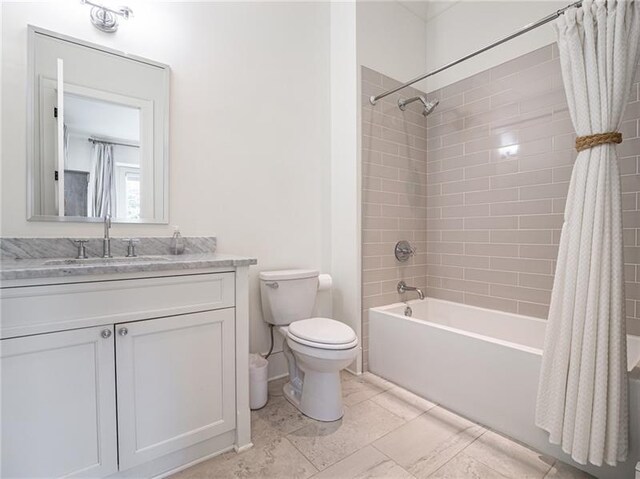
xmin=0 ymin=237 xmax=217 ymax=260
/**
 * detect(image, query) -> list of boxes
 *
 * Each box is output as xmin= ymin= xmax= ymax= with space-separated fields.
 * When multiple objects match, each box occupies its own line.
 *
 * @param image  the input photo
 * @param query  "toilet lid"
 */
xmin=287 ymin=318 xmax=357 ymax=348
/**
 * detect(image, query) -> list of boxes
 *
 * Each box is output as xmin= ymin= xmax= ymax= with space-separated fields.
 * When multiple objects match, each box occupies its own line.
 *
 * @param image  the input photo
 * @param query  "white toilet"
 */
xmin=259 ymin=269 xmax=358 ymax=421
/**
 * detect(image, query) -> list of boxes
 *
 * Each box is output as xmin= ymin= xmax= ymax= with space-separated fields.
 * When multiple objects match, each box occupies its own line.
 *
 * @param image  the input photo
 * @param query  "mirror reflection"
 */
xmin=64 ymin=94 xmax=141 ymax=220
xmin=28 ymin=27 xmax=169 ymax=223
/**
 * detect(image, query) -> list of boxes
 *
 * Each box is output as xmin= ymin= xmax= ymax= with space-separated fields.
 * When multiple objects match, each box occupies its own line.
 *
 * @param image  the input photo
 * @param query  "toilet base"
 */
xmin=282 ymin=382 xmax=302 ymax=410
xmin=277 ymin=328 xmax=357 ymax=423
xmin=282 ymin=373 xmax=344 ymax=422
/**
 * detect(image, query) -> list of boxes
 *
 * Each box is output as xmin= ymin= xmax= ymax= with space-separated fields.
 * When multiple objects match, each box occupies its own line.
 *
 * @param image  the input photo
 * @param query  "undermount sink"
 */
xmin=44 ymin=256 xmax=170 ymax=266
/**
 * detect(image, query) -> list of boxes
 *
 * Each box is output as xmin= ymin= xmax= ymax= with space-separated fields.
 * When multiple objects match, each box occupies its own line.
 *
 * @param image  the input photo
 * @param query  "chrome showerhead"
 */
xmin=422 ymin=99 xmax=439 ymax=117
xmin=398 ymin=96 xmax=439 ymax=117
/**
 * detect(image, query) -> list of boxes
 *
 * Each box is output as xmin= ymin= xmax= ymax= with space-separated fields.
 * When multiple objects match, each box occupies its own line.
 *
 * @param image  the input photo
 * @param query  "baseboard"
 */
xmin=234 ymin=443 xmax=254 ymax=453
xmin=107 ymin=430 xmax=236 ymax=479
xmin=154 ymin=446 xmax=234 ymax=479
xmin=344 ymin=367 xmax=359 ymax=377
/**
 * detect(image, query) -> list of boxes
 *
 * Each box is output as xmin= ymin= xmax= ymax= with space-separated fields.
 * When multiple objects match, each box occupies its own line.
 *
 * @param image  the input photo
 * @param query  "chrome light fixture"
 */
xmin=81 ymin=0 xmax=132 ymax=33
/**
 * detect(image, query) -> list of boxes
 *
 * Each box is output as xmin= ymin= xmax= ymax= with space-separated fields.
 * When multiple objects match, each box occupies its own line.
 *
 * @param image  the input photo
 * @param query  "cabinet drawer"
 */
xmin=1 ymin=272 xmax=235 ymax=339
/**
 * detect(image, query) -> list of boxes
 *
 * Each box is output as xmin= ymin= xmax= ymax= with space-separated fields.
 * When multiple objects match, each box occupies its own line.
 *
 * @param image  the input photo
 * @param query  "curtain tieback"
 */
xmin=575 ymin=132 xmax=622 ymax=152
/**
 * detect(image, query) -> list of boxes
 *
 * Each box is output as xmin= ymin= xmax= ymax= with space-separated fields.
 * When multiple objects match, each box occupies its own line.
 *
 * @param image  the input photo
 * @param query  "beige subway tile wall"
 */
xmin=361 ymin=67 xmax=429 ymax=370
xmin=424 ymin=44 xmax=640 ymax=335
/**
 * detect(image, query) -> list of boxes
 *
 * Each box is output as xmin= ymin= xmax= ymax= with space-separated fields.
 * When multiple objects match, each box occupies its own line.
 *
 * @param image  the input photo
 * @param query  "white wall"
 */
xmin=1 ymin=1 xmax=332 ymax=378
xmin=423 ymin=0 xmax=566 ymax=91
xmin=66 ymin=135 xmax=93 ymax=172
xmin=356 ymin=1 xmax=428 ymax=82
xmin=331 ymin=1 xmax=361 ymax=373
xmin=0 ymin=1 xmax=570 ymax=380
xmin=354 ymin=1 xmax=568 ymax=97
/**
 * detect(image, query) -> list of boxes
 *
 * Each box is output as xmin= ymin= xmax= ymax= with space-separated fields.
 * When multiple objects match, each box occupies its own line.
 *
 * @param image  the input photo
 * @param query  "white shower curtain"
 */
xmin=536 ymin=0 xmax=640 ymax=467
xmin=88 ymin=142 xmax=115 ymax=217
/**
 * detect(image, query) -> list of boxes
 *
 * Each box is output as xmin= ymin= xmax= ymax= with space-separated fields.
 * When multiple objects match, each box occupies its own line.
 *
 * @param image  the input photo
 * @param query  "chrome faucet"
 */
xmin=397 ymin=281 xmax=425 ymax=300
xmin=102 ymin=214 xmax=112 ymax=258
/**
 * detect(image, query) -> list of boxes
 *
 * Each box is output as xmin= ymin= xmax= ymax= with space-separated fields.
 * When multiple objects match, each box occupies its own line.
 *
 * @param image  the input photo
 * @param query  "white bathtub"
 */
xmin=369 ymin=298 xmax=640 ymax=479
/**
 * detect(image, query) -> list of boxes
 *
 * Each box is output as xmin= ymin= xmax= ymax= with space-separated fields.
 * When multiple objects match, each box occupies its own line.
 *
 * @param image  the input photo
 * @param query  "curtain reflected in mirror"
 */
xmin=28 ymin=26 xmax=169 ymax=224
xmin=62 ymin=94 xmax=141 ymax=221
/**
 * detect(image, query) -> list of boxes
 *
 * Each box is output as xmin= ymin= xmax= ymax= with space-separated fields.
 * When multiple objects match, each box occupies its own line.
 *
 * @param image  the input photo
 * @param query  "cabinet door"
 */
xmin=1 ymin=326 xmax=118 ymax=478
xmin=116 ymin=309 xmax=236 ymax=470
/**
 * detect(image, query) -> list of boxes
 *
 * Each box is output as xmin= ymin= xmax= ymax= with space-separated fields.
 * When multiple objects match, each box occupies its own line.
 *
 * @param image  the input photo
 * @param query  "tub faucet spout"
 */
xmin=397 ymin=281 xmax=424 ymax=300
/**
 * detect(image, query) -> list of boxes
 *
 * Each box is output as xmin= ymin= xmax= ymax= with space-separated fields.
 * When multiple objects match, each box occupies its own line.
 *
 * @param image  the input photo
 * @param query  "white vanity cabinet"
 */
xmin=116 ymin=309 xmax=236 ymax=470
xmin=1 ymin=325 xmax=119 ymax=478
xmin=0 ymin=267 xmax=252 ymax=479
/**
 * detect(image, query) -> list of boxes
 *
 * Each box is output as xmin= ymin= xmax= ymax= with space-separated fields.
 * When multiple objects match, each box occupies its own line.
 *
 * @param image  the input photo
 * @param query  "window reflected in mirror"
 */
xmin=28 ymin=26 xmax=169 ymax=224
xmin=63 ymin=94 xmax=141 ymax=220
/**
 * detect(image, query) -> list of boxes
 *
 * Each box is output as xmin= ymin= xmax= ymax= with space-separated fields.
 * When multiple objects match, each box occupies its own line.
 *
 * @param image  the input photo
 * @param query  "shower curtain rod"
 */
xmin=88 ymin=137 xmax=140 ymax=149
xmin=369 ymin=0 xmax=582 ymax=105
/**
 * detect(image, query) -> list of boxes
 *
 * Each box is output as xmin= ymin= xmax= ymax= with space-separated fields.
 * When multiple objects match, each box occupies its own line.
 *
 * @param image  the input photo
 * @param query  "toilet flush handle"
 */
xmin=265 ymin=282 xmax=279 ymax=289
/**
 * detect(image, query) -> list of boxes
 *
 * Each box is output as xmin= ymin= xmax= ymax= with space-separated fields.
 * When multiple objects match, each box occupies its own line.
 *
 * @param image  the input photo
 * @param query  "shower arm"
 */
xmin=398 ymin=96 xmax=424 ymax=111
xmin=369 ymin=0 xmax=582 ymax=105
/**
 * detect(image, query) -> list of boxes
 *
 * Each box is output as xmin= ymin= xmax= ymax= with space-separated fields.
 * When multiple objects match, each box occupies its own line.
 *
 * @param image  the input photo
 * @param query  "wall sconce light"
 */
xmin=81 ymin=0 xmax=133 ymax=33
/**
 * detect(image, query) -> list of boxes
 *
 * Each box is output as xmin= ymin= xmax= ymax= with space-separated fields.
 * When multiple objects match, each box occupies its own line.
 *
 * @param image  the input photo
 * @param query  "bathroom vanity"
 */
xmin=0 ymin=23 xmax=258 ymax=477
xmin=2 ymin=19 xmax=258 ymax=479
xmin=0 ymin=239 xmax=256 ymax=478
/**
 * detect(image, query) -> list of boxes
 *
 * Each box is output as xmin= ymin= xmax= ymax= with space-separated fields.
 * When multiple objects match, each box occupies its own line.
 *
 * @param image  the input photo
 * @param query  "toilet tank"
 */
xmin=259 ymin=269 xmax=319 ymax=325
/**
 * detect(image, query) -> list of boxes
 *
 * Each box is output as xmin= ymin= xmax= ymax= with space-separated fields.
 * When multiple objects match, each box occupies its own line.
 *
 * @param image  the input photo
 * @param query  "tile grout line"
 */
xmin=284 ymin=425 xmax=326 ymax=472
xmin=308 ymin=440 xmax=416 ymax=479
xmin=372 ymin=446 xmax=420 ymax=479
xmin=424 ymin=434 xmax=515 ymax=479
xmin=459 ymin=427 xmax=557 ymax=479
xmin=369 ymin=406 xmax=437 ymax=451
xmin=542 ymin=460 xmax=560 ymax=479
xmin=284 ymin=376 xmax=405 ymax=473
xmin=280 ymin=435 xmax=320 ymax=477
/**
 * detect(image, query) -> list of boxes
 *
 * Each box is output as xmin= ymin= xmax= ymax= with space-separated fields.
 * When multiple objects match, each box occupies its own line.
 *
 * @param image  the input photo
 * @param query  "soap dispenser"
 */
xmin=170 ymin=226 xmax=185 ymax=255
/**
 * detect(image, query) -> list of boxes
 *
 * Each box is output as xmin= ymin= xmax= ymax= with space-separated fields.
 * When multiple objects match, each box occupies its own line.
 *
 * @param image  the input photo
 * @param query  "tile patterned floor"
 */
xmin=171 ymin=372 xmax=593 ymax=479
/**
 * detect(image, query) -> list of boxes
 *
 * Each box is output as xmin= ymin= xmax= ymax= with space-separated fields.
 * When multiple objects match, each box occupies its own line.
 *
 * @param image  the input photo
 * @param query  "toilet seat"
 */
xmin=286 ymin=335 xmax=358 ymax=362
xmin=287 ymin=318 xmax=358 ymax=350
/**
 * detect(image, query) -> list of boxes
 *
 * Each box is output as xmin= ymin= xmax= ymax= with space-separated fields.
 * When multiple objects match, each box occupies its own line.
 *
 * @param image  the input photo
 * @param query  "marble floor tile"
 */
xmin=341 ymin=372 xmax=395 ymax=407
xmin=429 ymin=453 xmax=508 ymax=479
xmin=313 ymin=445 xmax=415 ymax=479
xmin=373 ymin=406 xmax=485 ymax=477
xmin=169 ymin=373 xmax=601 ymax=479
xmin=407 ymin=426 xmax=486 ymax=478
xmin=286 ymin=399 xmax=405 ymax=470
xmin=543 ymin=461 xmax=595 ymax=479
xmin=172 ymin=435 xmax=317 ymax=479
xmin=252 ymin=395 xmax=313 ymax=442
xmin=464 ymin=430 xmax=555 ymax=479
xmin=370 ymin=386 xmax=437 ymax=421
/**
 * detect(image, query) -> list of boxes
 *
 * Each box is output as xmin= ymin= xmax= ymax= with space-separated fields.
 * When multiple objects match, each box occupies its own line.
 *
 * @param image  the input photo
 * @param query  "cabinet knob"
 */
xmin=101 ymin=329 xmax=112 ymax=339
xmin=118 ymin=327 xmax=128 ymax=336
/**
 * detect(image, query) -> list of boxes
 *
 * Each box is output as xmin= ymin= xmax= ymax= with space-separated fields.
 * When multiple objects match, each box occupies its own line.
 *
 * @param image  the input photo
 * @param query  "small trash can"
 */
xmin=249 ymin=353 xmax=268 ymax=410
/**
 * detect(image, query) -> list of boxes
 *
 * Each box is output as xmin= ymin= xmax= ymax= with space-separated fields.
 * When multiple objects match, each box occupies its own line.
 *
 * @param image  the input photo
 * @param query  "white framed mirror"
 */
xmin=27 ymin=26 xmax=170 ymax=224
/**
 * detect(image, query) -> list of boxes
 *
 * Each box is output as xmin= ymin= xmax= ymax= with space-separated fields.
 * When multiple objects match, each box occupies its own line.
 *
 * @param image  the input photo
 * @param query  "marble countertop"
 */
xmin=0 ymin=253 xmax=257 ymax=281
xmin=0 ymin=236 xmax=256 ymax=282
